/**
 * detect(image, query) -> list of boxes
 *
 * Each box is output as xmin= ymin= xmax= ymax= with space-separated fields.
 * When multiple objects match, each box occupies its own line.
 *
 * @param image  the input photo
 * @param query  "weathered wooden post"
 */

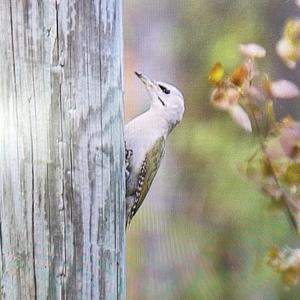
xmin=0 ymin=0 xmax=125 ymax=299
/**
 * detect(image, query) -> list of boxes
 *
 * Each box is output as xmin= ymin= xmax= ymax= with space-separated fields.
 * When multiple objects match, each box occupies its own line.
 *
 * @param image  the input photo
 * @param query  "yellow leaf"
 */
xmin=277 ymin=19 xmax=300 ymax=68
xmin=230 ymin=65 xmax=249 ymax=87
xmin=262 ymin=78 xmax=272 ymax=97
xmin=283 ymin=19 xmax=300 ymax=44
xmin=281 ymin=116 xmax=295 ymax=127
xmin=276 ymin=38 xmax=299 ymax=69
xmin=260 ymin=158 xmax=273 ymax=177
xmin=265 ymin=101 xmax=276 ymax=129
xmin=283 ymin=163 xmax=300 ymax=185
xmin=208 ymin=62 xmax=224 ymax=85
xmin=267 ymin=247 xmax=300 ymax=287
xmin=282 ymin=268 xmax=299 ymax=287
xmin=267 ymin=246 xmax=280 ymax=265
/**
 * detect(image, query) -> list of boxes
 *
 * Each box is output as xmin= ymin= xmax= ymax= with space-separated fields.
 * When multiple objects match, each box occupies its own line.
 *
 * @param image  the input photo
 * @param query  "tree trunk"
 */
xmin=0 ymin=0 xmax=125 ymax=299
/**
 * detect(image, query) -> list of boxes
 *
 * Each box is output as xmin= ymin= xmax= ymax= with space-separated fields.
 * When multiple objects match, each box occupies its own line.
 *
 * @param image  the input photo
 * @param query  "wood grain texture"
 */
xmin=0 ymin=0 xmax=125 ymax=299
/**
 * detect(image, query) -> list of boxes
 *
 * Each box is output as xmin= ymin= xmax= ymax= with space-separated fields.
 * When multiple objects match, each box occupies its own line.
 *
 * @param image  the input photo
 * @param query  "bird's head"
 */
xmin=135 ymin=71 xmax=185 ymax=128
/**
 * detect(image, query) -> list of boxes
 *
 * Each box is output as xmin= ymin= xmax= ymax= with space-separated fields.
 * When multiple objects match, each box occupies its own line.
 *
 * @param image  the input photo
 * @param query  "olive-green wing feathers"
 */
xmin=126 ymin=137 xmax=166 ymax=227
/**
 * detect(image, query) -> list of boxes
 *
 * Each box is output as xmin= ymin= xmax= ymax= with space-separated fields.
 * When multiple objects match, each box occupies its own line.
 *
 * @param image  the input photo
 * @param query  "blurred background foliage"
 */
xmin=124 ymin=1 xmax=300 ymax=299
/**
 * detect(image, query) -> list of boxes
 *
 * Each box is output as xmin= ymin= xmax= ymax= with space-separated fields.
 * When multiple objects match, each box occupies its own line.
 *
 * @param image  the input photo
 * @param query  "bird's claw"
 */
xmin=125 ymin=147 xmax=133 ymax=181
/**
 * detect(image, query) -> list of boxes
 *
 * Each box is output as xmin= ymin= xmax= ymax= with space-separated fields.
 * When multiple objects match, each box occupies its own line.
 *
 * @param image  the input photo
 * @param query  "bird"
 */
xmin=125 ymin=72 xmax=185 ymax=228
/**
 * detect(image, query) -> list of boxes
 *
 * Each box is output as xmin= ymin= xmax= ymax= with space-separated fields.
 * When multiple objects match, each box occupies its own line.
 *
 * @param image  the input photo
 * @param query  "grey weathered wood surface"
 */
xmin=0 ymin=0 xmax=125 ymax=299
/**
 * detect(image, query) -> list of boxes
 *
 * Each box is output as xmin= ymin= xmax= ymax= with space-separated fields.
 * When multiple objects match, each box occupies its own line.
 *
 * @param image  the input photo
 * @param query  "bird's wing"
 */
xmin=126 ymin=136 xmax=166 ymax=227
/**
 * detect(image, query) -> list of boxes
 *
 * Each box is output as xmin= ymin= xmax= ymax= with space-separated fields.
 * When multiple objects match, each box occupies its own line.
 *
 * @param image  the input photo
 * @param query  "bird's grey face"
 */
xmin=135 ymin=72 xmax=185 ymax=125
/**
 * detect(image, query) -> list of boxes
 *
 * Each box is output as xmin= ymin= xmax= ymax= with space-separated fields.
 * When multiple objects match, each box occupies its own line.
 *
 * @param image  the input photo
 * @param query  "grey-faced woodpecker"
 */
xmin=125 ymin=72 xmax=185 ymax=228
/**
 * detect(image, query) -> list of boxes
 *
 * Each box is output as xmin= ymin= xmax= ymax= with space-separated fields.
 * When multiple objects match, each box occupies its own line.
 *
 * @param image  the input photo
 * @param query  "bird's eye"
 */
xmin=159 ymin=84 xmax=170 ymax=94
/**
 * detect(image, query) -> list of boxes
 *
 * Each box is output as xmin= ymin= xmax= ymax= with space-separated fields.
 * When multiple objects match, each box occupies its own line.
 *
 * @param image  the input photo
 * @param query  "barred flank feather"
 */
xmin=126 ymin=137 xmax=165 ymax=228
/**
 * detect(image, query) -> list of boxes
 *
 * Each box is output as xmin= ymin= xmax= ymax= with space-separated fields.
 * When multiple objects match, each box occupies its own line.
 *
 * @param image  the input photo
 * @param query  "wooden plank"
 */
xmin=0 ymin=0 xmax=125 ymax=298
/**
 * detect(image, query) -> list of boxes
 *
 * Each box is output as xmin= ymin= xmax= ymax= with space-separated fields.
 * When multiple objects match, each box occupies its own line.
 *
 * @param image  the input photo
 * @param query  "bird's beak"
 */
xmin=135 ymin=71 xmax=155 ymax=89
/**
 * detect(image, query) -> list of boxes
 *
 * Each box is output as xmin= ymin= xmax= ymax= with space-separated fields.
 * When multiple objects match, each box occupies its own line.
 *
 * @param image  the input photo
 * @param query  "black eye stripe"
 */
xmin=159 ymin=84 xmax=170 ymax=94
xmin=158 ymin=96 xmax=165 ymax=106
